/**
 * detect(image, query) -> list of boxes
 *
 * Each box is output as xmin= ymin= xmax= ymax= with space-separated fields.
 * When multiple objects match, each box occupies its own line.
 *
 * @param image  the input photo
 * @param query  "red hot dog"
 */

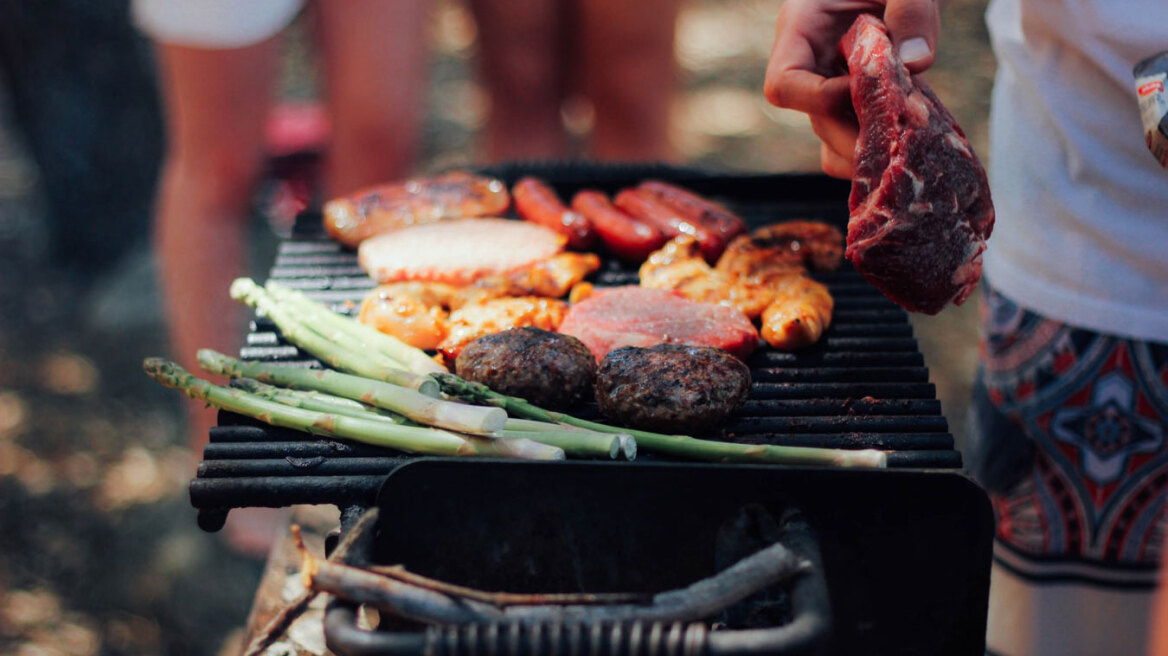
xmin=637 ymin=180 xmax=748 ymax=245
xmin=513 ymin=177 xmax=596 ymax=250
xmin=571 ymin=190 xmax=665 ymax=264
xmin=613 ymin=188 xmax=727 ymax=263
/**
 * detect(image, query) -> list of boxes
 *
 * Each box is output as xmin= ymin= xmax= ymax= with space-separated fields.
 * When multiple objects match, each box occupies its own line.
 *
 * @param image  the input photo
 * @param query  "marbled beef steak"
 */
xmin=842 ymin=14 xmax=994 ymax=315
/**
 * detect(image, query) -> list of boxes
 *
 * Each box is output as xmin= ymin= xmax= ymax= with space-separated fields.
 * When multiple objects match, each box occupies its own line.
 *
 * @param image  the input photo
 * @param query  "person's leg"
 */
xmin=577 ymin=0 xmax=680 ymax=161
xmin=470 ymin=0 xmax=570 ymax=162
xmin=970 ymin=284 xmax=1168 ymax=656
xmin=153 ymin=40 xmax=278 ymax=452
xmin=313 ymin=0 xmax=431 ymax=195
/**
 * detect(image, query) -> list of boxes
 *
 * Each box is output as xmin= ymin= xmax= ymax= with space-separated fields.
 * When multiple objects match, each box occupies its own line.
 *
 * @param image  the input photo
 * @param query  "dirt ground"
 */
xmin=0 ymin=1 xmax=992 ymax=654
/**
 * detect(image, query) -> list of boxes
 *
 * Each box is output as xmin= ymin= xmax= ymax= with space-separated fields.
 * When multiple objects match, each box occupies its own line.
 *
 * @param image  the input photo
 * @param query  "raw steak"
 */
xmin=842 ymin=14 xmax=994 ymax=314
xmin=557 ymin=287 xmax=759 ymax=361
xmin=358 ymin=218 xmax=566 ymax=285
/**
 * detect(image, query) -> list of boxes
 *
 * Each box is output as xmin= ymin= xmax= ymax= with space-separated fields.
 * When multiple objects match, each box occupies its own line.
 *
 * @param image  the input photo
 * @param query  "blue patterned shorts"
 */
xmin=968 ymin=284 xmax=1168 ymax=580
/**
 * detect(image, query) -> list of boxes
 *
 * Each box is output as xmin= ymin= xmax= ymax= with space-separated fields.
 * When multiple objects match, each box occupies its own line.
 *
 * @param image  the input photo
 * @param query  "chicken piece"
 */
xmin=638 ymin=236 xmax=732 ymax=306
xmin=638 ymin=236 xmax=778 ymax=318
xmin=639 ymin=223 xmax=840 ymax=350
xmin=357 ymin=252 xmax=597 ymax=353
xmin=473 ymin=252 xmax=601 ymax=298
xmin=761 ymin=275 xmax=834 ymax=350
xmin=438 ymin=296 xmax=568 ymax=364
xmin=357 ymin=283 xmax=459 ymax=350
xmin=716 ymin=221 xmax=844 ymax=278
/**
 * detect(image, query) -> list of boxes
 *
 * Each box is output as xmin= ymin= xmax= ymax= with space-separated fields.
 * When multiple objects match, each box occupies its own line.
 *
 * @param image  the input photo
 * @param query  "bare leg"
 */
xmin=470 ymin=0 xmax=570 ymax=161
xmin=314 ymin=0 xmax=431 ymax=194
xmin=153 ymin=41 xmax=278 ymax=452
xmin=578 ymin=0 xmax=680 ymax=161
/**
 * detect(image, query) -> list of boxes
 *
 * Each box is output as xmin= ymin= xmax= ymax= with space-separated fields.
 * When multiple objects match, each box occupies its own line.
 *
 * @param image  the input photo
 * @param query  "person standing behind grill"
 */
xmin=136 ymin=0 xmax=431 ymax=458
xmin=469 ymin=0 xmax=681 ymax=162
xmin=137 ymin=0 xmax=431 ymax=556
xmin=763 ymin=1 xmax=1168 ymax=655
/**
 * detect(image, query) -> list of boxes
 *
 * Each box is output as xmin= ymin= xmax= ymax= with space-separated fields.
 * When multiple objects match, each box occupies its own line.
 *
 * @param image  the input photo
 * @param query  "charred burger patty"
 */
xmin=596 ymin=344 xmax=751 ymax=433
xmin=455 ymin=327 xmax=596 ymax=410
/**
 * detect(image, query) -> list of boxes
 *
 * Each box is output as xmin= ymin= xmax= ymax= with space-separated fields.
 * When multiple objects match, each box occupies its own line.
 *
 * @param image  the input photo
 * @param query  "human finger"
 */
xmin=883 ymin=0 xmax=941 ymax=73
xmin=820 ymin=142 xmax=853 ymax=179
xmin=809 ymin=113 xmax=859 ymax=165
xmin=763 ymin=0 xmax=854 ymax=116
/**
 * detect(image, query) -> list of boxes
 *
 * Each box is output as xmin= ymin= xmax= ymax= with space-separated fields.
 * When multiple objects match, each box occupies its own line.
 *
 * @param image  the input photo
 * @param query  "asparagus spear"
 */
xmin=434 ymin=373 xmax=888 ymax=468
xmin=233 ymin=377 xmax=628 ymax=460
xmin=198 ymin=349 xmax=507 ymax=435
xmin=230 ymin=278 xmax=440 ymax=397
xmin=144 ymin=359 xmax=561 ymax=460
xmin=231 ymin=377 xmax=409 ymax=423
xmin=264 ymin=280 xmax=447 ymax=376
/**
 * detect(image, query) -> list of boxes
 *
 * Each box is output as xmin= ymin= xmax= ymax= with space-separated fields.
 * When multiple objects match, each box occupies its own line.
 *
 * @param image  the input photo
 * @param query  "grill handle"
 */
xmin=324 ymin=513 xmax=830 ymax=656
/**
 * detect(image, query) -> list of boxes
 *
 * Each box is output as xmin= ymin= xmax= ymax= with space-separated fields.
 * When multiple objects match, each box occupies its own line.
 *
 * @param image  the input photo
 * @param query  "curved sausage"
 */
xmin=613 ymin=188 xmax=727 ymax=263
xmin=637 ymin=180 xmax=748 ymax=244
xmin=513 ymin=177 xmax=596 ymax=250
xmin=571 ymin=190 xmax=665 ymax=263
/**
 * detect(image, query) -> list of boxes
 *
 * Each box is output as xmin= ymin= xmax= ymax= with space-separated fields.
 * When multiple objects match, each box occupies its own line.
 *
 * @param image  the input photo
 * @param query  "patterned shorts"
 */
xmin=968 ymin=284 xmax=1168 ymax=580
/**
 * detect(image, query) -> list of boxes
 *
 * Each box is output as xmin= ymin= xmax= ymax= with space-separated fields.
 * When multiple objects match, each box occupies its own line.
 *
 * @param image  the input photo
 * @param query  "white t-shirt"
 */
xmin=984 ymin=0 xmax=1168 ymax=344
xmin=133 ymin=0 xmax=305 ymax=49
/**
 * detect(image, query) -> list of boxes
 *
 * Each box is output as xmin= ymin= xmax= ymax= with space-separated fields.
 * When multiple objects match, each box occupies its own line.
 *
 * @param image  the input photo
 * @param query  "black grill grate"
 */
xmin=191 ymin=169 xmax=964 ymax=531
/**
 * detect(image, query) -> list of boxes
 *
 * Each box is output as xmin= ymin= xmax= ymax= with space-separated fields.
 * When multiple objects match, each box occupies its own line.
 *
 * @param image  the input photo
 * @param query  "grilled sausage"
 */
xmin=596 ymin=344 xmax=751 ymax=434
xmin=613 ymin=188 xmax=727 ymax=263
xmin=571 ymin=190 xmax=665 ymax=264
xmin=513 ymin=177 xmax=596 ymax=250
xmin=456 ymin=327 xmax=596 ymax=410
xmin=637 ymin=180 xmax=748 ymax=245
xmin=324 ymin=171 xmax=510 ymax=248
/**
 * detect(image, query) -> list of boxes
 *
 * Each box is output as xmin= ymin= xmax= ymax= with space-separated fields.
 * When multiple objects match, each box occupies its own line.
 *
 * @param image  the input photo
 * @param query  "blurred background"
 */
xmin=0 ymin=1 xmax=993 ymax=654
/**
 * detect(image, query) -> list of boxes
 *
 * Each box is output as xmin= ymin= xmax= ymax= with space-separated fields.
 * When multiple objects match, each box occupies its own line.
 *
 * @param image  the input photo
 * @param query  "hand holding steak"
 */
xmin=842 ymin=14 xmax=994 ymax=314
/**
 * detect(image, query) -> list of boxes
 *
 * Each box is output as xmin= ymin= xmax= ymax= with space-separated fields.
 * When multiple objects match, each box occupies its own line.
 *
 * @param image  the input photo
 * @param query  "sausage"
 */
xmin=637 ymin=180 xmax=748 ymax=245
xmin=513 ymin=177 xmax=596 ymax=250
xmin=571 ymin=190 xmax=665 ymax=263
xmin=613 ymin=188 xmax=727 ymax=263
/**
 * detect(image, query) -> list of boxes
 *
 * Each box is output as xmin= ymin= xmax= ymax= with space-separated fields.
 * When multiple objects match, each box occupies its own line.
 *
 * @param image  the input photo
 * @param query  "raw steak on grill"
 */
xmin=841 ymin=14 xmax=994 ymax=314
xmin=557 ymin=286 xmax=759 ymax=361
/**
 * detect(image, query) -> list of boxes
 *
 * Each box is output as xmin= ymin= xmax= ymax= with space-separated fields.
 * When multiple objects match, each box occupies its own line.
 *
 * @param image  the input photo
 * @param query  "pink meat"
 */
xmin=558 ymin=287 xmax=760 ymax=361
xmin=358 ymin=218 xmax=565 ymax=285
xmin=842 ymin=15 xmax=994 ymax=315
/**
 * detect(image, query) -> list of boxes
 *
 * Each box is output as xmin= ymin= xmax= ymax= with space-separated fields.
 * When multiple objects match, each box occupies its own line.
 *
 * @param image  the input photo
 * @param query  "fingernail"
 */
xmin=899 ymin=37 xmax=931 ymax=64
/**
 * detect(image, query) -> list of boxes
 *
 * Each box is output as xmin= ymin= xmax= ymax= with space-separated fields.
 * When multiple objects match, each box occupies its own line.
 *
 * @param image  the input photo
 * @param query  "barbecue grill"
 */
xmin=188 ymin=165 xmax=993 ymax=655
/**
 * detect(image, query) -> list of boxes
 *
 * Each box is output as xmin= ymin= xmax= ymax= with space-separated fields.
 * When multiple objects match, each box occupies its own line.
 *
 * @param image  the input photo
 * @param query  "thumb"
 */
xmin=883 ymin=0 xmax=941 ymax=73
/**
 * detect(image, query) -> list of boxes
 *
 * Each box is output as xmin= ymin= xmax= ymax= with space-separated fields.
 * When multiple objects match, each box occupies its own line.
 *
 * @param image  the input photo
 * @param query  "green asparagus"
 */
xmin=434 ymin=373 xmax=887 ymax=468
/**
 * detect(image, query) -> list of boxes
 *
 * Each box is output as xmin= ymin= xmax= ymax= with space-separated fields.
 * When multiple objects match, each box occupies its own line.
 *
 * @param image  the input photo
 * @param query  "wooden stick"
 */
xmin=366 ymin=564 xmax=650 ymax=607
xmin=303 ymin=534 xmax=810 ymax=625
xmin=241 ymin=510 xmax=380 ymax=656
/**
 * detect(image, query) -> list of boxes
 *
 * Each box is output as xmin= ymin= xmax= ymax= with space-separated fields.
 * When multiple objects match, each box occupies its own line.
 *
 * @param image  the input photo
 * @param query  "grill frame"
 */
xmin=191 ymin=166 xmax=969 ymax=530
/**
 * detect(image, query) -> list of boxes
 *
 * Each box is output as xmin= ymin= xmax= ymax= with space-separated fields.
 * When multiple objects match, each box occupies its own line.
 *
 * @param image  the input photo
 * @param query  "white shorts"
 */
xmin=132 ymin=0 xmax=306 ymax=49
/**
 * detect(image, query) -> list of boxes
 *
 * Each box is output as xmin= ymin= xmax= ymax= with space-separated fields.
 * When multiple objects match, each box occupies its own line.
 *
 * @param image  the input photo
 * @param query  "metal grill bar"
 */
xmin=191 ymin=173 xmax=968 ymax=524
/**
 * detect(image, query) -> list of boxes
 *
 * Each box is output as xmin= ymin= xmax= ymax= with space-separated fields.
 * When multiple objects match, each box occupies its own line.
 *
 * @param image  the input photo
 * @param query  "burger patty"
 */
xmin=455 ymin=327 xmax=597 ymax=410
xmin=596 ymin=344 xmax=751 ymax=434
